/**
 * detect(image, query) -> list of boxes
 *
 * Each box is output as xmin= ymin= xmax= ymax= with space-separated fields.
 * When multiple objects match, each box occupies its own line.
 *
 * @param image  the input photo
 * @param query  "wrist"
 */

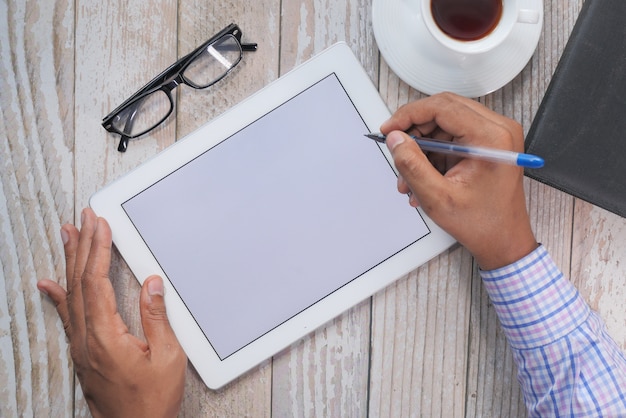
xmin=473 ymin=231 xmax=538 ymax=271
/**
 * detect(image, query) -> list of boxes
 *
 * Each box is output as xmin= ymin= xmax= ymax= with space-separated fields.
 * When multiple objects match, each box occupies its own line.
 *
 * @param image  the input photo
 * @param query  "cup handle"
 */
xmin=517 ymin=9 xmax=540 ymax=24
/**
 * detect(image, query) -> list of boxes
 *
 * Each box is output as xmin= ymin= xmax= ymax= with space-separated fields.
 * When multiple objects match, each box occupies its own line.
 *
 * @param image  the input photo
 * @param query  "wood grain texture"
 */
xmin=572 ymin=202 xmax=626 ymax=346
xmin=2 ymin=0 xmax=624 ymax=416
xmin=1 ymin=0 xmax=74 ymax=416
xmin=369 ymin=245 xmax=472 ymax=418
xmin=73 ymin=0 xmax=179 ymax=415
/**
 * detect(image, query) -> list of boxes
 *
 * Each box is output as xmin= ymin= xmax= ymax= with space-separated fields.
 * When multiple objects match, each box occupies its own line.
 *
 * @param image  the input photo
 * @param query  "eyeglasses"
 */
xmin=102 ymin=23 xmax=257 ymax=152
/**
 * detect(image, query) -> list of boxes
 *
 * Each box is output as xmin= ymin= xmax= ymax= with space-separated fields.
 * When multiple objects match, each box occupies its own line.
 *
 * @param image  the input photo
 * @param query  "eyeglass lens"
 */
xmin=183 ymin=35 xmax=242 ymax=87
xmin=111 ymin=90 xmax=171 ymax=137
xmin=110 ymin=34 xmax=243 ymax=138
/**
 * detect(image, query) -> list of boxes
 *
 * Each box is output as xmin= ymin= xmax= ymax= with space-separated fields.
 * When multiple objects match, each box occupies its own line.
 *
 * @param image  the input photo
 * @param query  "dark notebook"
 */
xmin=524 ymin=0 xmax=626 ymax=218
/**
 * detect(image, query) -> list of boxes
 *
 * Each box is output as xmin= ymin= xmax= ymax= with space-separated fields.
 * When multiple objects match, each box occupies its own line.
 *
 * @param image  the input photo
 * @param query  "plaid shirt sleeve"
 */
xmin=480 ymin=245 xmax=626 ymax=417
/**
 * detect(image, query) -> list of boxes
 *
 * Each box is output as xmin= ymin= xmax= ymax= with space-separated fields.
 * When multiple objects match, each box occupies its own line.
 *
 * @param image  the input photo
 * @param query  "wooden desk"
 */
xmin=2 ymin=0 xmax=624 ymax=416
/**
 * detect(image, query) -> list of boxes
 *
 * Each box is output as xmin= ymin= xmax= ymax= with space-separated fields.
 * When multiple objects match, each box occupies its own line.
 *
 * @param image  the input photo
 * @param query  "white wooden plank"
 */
xmin=173 ymin=2 xmax=281 ymax=416
xmin=0 ymin=0 xmax=75 ymax=416
xmin=269 ymin=1 xmax=378 ymax=416
xmin=572 ymin=203 xmax=626 ymax=347
xmin=0 ymin=127 xmax=21 ymax=418
xmin=369 ymin=246 xmax=472 ymax=418
xmin=272 ymin=301 xmax=371 ymax=417
xmin=279 ymin=0 xmax=378 ymax=80
xmin=73 ymin=0 xmax=179 ymax=415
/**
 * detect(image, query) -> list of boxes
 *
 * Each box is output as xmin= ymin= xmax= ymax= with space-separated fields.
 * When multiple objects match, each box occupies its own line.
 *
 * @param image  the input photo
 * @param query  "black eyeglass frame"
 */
xmin=102 ymin=23 xmax=257 ymax=152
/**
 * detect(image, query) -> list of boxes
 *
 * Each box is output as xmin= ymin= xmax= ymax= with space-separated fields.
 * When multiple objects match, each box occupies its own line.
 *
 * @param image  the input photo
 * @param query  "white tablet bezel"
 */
xmin=90 ymin=42 xmax=455 ymax=389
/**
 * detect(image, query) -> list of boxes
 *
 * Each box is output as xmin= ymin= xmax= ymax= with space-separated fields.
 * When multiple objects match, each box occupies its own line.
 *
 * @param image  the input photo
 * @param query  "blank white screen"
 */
xmin=123 ymin=74 xmax=430 ymax=359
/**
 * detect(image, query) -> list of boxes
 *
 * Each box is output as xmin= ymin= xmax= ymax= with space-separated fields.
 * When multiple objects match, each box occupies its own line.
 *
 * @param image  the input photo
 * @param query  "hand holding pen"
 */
xmin=381 ymin=92 xmax=538 ymax=270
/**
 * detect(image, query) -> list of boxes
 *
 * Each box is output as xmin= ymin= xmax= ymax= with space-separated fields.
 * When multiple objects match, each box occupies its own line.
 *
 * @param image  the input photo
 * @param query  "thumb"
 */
xmin=140 ymin=275 xmax=181 ymax=354
xmin=385 ymin=131 xmax=448 ymax=213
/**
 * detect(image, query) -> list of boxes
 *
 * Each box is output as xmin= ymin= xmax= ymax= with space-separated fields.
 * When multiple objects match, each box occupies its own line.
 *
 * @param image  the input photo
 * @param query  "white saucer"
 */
xmin=372 ymin=0 xmax=543 ymax=97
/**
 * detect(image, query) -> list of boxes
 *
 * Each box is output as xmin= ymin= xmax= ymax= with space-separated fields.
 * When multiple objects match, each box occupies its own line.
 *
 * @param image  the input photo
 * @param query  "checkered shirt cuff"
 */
xmin=479 ymin=245 xmax=590 ymax=349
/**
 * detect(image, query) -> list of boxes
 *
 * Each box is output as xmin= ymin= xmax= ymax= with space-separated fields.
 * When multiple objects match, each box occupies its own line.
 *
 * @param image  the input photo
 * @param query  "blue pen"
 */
xmin=365 ymin=133 xmax=544 ymax=169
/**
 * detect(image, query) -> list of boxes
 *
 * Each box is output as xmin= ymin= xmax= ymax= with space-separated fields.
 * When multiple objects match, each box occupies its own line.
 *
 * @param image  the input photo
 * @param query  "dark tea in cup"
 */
xmin=431 ymin=0 xmax=503 ymax=41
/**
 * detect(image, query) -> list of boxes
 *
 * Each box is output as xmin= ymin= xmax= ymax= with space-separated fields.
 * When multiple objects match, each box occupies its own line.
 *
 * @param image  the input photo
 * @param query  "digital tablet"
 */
xmin=90 ymin=42 xmax=455 ymax=389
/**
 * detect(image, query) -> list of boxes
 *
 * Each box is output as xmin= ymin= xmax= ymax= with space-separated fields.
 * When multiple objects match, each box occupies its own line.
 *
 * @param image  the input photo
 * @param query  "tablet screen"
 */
xmin=122 ymin=74 xmax=430 ymax=359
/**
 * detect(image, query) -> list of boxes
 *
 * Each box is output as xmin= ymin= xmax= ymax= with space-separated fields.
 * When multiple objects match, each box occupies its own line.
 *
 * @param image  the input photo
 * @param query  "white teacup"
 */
xmin=421 ymin=0 xmax=540 ymax=55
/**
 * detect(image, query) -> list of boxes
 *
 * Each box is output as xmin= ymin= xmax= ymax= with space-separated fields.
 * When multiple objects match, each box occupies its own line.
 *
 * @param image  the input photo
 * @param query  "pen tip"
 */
xmin=364 ymin=133 xmax=385 ymax=143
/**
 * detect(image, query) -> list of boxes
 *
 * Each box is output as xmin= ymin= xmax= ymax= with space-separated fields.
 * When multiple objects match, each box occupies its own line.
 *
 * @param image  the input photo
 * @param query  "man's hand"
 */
xmin=37 ymin=208 xmax=187 ymax=418
xmin=382 ymin=93 xmax=538 ymax=270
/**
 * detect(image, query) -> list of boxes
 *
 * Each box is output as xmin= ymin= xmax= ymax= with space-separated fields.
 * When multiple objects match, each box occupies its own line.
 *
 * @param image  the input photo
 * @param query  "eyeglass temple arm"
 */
xmin=116 ymin=104 xmax=141 ymax=152
xmin=118 ymin=136 xmax=130 ymax=153
xmin=242 ymin=43 xmax=258 ymax=52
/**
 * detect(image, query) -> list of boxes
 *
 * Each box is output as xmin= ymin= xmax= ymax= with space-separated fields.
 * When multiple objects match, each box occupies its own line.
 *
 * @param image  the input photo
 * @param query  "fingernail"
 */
xmin=37 ymin=281 xmax=49 ymax=296
xmin=81 ymin=209 xmax=86 ymax=226
xmin=147 ymin=277 xmax=164 ymax=297
xmin=386 ymin=131 xmax=405 ymax=151
xmin=60 ymin=227 xmax=69 ymax=245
